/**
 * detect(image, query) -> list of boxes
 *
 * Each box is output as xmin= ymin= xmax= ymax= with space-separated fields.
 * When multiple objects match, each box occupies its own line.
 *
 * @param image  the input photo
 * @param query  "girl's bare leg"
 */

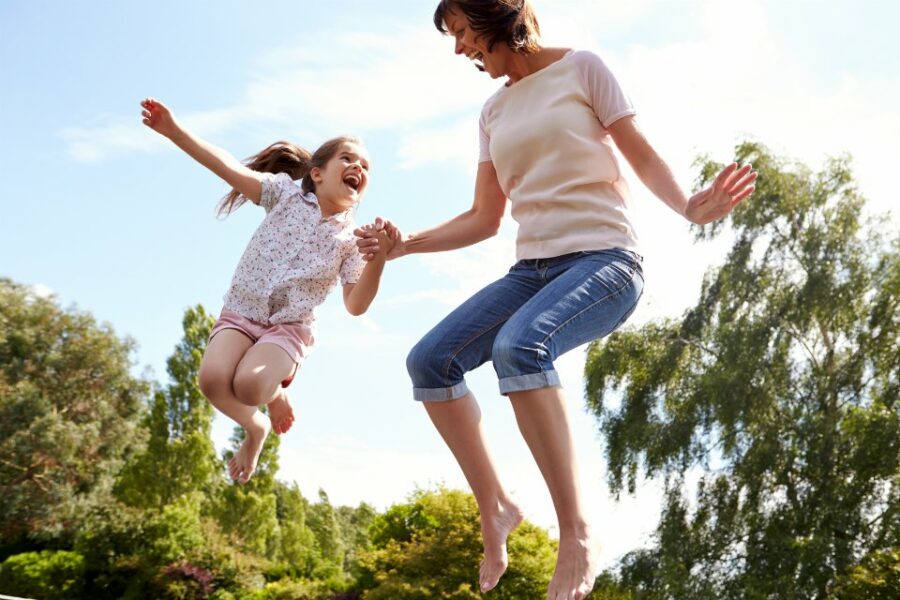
xmin=424 ymin=393 xmax=524 ymax=592
xmin=198 ymin=329 xmax=271 ymax=484
xmin=221 ymin=343 xmax=297 ymax=480
xmin=508 ymin=386 xmax=599 ymax=600
xmin=231 ymin=342 xmax=298 ymax=435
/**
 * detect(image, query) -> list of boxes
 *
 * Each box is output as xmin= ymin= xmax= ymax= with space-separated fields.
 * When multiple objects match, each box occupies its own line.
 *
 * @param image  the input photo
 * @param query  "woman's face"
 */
xmin=444 ymin=8 xmax=505 ymax=78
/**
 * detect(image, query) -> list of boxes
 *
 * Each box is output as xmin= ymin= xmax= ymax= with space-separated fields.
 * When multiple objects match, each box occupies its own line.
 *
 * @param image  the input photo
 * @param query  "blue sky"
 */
xmin=3 ymin=0 xmax=899 ymax=566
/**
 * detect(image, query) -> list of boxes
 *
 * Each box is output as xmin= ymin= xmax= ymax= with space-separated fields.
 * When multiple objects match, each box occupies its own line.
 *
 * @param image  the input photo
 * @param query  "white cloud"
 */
xmin=535 ymin=0 xmax=656 ymax=46
xmin=396 ymin=118 xmax=479 ymax=170
xmin=415 ymin=232 xmax=518 ymax=303
xmin=63 ymin=27 xmax=496 ymax=164
xmin=29 ymin=283 xmax=55 ymax=299
xmin=378 ymin=288 xmax=461 ymax=308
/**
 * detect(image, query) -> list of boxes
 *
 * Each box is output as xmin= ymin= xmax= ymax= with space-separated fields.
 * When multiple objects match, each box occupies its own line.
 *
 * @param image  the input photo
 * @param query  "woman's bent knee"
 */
xmin=405 ymin=339 xmax=434 ymax=381
xmin=491 ymin=330 xmax=544 ymax=374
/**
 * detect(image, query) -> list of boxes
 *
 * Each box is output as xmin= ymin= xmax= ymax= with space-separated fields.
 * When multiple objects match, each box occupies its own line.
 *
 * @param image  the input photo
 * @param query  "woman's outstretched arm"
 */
xmin=609 ymin=115 xmax=757 ymax=225
xmin=355 ymin=160 xmax=507 ymax=260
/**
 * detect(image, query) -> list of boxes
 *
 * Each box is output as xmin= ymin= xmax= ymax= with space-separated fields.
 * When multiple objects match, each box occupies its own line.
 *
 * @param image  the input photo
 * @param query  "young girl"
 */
xmin=141 ymin=97 xmax=394 ymax=484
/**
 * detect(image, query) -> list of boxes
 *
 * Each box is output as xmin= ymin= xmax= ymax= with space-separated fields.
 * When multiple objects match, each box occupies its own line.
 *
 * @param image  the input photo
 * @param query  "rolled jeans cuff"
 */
xmin=498 ymin=370 xmax=561 ymax=396
xmin=413 ymin=381 xmax=471 ymax=402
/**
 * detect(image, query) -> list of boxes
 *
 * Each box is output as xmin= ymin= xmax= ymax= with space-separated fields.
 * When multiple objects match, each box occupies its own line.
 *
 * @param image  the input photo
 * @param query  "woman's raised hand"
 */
xmin=354 ymin=217 xmax=405 ymax=262
xmin=140 ymin=97 xmax=180 ymax=139
xmin=684 ymin=162 xmax=757 ymax=225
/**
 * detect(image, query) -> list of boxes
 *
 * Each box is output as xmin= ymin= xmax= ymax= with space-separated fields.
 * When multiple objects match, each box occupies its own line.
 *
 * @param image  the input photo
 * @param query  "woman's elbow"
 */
xmin=477 ymin=213 xmax=502 ymax=239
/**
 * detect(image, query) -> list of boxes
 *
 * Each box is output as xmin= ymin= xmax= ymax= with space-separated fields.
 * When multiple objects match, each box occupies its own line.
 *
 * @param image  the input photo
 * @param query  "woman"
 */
xmin=357 ymin=1 xmax=757 ymax=598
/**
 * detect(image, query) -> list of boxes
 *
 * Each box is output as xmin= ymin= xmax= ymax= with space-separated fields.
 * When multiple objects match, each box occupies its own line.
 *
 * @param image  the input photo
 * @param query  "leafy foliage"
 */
xmin=0 ymin=279 xmax=148 ymax=548
xmin=115 ymin=305 xmax=220 ymax=509
xmin=358 ymin=487 xmax=555 ymax=599
xmin=0 ymin=549 xmax=86 ymax=599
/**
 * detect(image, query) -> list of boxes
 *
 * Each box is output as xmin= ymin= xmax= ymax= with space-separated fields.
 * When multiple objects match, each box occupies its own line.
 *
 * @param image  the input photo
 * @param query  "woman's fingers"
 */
xmin=727 ymin=170 xmax=758 ymax=196
xmin=731 ymin=186 xmax=755 ymax=205
xmin=713 ymin=162 xmax=738 ymax=191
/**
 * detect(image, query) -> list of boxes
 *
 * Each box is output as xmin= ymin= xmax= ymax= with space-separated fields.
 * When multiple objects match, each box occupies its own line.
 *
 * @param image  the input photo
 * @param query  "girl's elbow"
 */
xmin=345 ymin=301 xmax=367 ymax=316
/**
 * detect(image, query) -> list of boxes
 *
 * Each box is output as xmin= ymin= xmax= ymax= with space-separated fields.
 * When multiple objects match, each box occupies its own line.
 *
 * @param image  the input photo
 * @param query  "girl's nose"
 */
xmin=455 ymin=39 xmax=465 ymax=55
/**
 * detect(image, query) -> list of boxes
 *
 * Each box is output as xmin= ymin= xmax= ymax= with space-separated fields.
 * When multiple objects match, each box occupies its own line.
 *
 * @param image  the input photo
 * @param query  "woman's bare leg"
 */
xmin=424 ymin=393 xmax=524 ymax=592
xmin=508 ymin=386 xmax=599 ymax=600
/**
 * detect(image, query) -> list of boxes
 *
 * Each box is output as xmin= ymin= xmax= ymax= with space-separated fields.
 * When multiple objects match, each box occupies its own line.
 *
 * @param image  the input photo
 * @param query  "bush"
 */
xmin=0 ymin=550 xmax=86 ymax=599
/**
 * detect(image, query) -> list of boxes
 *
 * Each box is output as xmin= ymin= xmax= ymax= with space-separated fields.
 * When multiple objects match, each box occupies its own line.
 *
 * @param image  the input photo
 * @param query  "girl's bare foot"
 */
xmin=268 ymin=389 xmax=295 ymax=434
xmin=228 ymin=412 xmax=271 ymax=484
xmin=479 ymin=498 xmax=525 ymax=592
xmin=546 ymin=528 xmax=600 ymax=600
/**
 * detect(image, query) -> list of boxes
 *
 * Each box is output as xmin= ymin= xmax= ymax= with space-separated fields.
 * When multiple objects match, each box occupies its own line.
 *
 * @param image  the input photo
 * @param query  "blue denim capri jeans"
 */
xmin=406 ymin=248 xmax=644 ymax=401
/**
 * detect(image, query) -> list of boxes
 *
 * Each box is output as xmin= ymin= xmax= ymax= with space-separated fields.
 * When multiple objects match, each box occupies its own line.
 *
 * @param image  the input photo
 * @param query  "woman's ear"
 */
xmin=310 ymin=166 xmax=322 ymax=184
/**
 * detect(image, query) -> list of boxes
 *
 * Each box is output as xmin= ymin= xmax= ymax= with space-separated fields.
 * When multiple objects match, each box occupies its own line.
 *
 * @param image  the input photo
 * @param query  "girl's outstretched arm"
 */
xmin=141 ymin=97 xmax=264 ymax=205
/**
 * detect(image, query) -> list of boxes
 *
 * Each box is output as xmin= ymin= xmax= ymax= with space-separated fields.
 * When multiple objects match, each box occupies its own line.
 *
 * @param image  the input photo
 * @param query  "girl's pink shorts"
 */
xmin=209 ymin=309 xmax=314 ymax=387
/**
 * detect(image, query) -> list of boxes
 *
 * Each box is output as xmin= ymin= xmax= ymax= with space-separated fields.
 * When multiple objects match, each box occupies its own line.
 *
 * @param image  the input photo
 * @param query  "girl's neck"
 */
xmin=316 ymin=193 xmax=353 ymax=218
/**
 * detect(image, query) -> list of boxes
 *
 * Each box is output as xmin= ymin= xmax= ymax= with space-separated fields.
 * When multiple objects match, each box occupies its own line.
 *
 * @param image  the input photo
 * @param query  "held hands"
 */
xmin=684 ymin=162 xmax=758 ymax=225
xmin=354 ymin=217 xmax=404 ymax=262
xmin=140 ymin=97 xmax=181 ymax=139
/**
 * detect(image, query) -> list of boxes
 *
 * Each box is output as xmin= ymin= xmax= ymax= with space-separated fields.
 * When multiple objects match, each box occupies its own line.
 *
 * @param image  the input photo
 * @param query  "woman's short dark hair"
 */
xmin=434 ymin=0 xmax=541 ymax=55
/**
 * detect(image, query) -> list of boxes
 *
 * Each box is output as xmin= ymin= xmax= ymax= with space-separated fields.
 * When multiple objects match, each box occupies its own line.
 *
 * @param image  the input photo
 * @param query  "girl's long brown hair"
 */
xmin=217 ymin=136 xmax=362 ymax=216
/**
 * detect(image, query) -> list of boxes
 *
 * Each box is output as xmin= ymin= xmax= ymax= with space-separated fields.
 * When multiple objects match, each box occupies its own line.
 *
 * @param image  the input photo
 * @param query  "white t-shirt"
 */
xmin=479 ymin=49 xmax=640 ymax=260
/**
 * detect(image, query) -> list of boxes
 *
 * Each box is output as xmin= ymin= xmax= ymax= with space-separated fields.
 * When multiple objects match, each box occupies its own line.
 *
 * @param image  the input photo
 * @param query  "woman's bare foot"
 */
xmin=268 ymin=389 xmax=295 ymax=434
xmin=546 ymin=528 xmax=600 ymax=600
xmin=228 ymin=412 xmax=271 ymax=484
xmin=479 ymin=498 xmax=525 ymax=592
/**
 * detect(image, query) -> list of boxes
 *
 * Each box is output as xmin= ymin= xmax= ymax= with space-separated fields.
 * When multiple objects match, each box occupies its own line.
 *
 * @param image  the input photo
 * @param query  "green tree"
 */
xmin=217 ymin=426 xmax=282 ymax=559
xmin=584 ymin=143 xmax=899 ymax=599
xmin=336 ymin=501 xmax=377 ymax=576
xmin=357 ymin=487 xmax=556 ymax=599
xmin=830 ymin=546 xmax=900 ymax=599
xmin=273 ymin=482 xmax=318 ymax=577
xmin=0 ymin=279 xmax=148 ymax=549
xmin=0 ymin=549 xmax=86 ymax=599
xmin=115 ymin=305 xmax=220 ymax=509
xmin=306 ymin=489 xmax=346 ymax=575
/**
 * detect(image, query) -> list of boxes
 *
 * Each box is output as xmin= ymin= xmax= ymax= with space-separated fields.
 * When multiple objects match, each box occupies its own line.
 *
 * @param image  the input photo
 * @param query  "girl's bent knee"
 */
xmin=232 ymin=372 xmax=271 ymax=407
xmin=198 ymin=367 xmax=229 ymax=400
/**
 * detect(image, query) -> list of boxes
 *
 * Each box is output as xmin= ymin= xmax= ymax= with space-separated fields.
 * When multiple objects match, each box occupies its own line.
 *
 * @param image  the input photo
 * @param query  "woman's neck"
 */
xmin=504 ymin=47 xmax=569 ymax=84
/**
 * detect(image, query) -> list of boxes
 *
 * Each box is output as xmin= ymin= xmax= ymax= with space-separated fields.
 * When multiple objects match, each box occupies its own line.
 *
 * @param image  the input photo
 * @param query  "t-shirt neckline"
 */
xmin=504 ymin=48 xmax=574 ymax=89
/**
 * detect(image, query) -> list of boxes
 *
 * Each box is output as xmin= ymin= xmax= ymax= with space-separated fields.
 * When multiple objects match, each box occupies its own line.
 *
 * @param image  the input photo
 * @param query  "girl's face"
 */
xmin=444 ymin=8 xmax=507 ymax=78
xmin=312 ymin=142 xmax=371 ymax=208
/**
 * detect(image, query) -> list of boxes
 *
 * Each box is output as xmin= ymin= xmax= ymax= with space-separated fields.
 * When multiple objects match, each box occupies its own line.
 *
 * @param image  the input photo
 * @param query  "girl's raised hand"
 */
xmin=684 ymin=162 xmax=757 ymax=225
xmin=140 ymin=97 xmax=180 ymax=139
